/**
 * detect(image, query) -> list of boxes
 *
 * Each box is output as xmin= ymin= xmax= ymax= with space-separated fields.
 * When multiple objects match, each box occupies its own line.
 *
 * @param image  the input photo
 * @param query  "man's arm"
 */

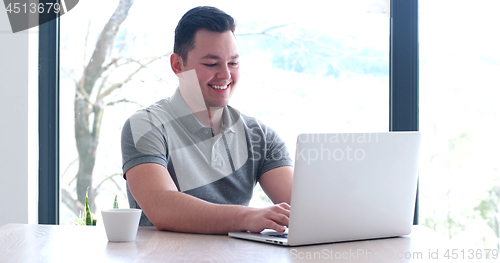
xmin=259 ymin=166 xmax=294 ymax=205
xmin=126 ymin=163 xmax=290 ymax=234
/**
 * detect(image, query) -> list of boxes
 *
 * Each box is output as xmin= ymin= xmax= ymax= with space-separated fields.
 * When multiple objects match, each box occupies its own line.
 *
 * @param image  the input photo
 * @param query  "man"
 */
xmin=121 ymin=6 xmax=293 ymax=234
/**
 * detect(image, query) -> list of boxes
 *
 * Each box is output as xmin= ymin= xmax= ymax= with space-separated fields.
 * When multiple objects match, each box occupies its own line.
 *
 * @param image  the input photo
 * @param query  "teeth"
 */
xmin=211 ymin=84 xmax=228 ymax=90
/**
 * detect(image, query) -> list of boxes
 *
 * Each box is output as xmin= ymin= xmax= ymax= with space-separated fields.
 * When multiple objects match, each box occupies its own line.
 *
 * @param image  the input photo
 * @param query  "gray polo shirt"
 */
xmin=121 ymin=88 xmax=292 ymax=226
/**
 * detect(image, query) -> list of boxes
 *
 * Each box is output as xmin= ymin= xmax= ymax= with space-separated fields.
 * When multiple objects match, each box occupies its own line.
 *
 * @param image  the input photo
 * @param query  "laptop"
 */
xmin=229 ymin=132 xmax=421 ymax=246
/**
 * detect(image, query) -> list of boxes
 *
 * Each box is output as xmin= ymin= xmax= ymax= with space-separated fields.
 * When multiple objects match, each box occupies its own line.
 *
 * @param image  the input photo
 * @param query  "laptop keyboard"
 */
xmin=269 ymin=233 xmax=288 ymax=238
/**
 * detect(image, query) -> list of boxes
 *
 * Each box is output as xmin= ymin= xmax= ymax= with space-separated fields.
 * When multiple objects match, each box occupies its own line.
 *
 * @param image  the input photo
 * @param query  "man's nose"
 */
xmin=216 ymin=65 xmax=231 ymax=80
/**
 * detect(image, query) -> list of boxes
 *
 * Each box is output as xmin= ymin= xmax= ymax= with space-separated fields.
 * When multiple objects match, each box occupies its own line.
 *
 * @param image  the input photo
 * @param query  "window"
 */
xmin=419 ymin=0 xmax=500 ymax=249
xmin=58 ymin=0 xmax=390 ymax=224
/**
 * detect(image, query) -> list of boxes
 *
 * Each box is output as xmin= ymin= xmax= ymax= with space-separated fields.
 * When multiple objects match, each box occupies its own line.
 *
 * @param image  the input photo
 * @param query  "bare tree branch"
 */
xmin=94 ymin=173 xmax=124 ymax=194
xmin=98 ymin=57 xmax=120 ymax=80
xmin=61 ymin=158 xmax=78 ymax=181
xmin=91 ymin=100 xmax=105 ymax=142
xmin=62 ymin=188 xmax=85 ymax=216
xmin=83 ymin=20 xmax=91 ymax=70
xmin=107 ymin=98 xmax=143 ymax=107
xmin=96 ymin=53 xmax=169 ymax=101
xmin=96 ymin=73 xmax=112 ymax=102
xmin=80 ymin=0 xmax=134 ymax=95
xmin=237 ymin=24 xmax=288 ymax=36
xmin=75 ymin=86 xmax=93 ymax=107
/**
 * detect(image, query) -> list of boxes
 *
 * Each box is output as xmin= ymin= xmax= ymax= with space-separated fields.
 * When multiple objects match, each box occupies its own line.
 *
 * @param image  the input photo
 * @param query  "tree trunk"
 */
xmin=74 ymin=0 xmax=134 ymax=209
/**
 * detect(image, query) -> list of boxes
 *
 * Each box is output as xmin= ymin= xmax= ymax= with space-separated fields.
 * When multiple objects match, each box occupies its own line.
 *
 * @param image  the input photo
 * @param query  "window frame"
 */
xmin=390 ymin=0 xmax=419 ymax=224
xmin=39 ymin=0 xmax=419 ymax=225
xmin=38 ymin=8 xmax=60 ymax=224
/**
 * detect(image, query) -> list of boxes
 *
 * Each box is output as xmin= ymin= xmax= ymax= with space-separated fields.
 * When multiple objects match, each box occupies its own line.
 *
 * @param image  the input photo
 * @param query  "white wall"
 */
xmin=0 ymin=5 xmax=39 ymax=226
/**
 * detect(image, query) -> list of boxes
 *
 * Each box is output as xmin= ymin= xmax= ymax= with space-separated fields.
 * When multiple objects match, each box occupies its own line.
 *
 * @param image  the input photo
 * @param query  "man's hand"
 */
xmin=241 ymin=202 xmax=290 ymax=233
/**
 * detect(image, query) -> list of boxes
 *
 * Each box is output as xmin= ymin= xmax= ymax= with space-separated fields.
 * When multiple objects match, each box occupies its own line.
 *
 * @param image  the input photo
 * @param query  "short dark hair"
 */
xmin=174 ymin=6 xmax=236 ymax=63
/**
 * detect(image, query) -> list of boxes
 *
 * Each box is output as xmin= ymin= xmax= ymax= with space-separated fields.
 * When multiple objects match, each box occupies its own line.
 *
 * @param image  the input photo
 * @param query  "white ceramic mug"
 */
xmin=101 ymin=208 xmax=142 ymax=242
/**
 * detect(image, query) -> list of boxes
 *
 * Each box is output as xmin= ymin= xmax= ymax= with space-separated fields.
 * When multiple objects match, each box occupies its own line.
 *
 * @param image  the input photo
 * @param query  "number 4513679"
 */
xmin=444 ymin=249 xmax=498 ymax=260
xmin=6 ymin=3 xmax=61 ymax=14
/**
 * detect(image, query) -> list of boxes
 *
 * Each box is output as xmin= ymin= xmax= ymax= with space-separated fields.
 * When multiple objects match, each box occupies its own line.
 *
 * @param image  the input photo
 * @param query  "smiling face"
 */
xmin=171 ymin=29 xmax=240 ymax=109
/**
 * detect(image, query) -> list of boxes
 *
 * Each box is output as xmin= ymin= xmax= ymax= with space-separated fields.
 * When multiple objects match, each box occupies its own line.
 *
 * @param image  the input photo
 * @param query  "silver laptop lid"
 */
xmin=287 ymin=132 xmax=421 ymax=246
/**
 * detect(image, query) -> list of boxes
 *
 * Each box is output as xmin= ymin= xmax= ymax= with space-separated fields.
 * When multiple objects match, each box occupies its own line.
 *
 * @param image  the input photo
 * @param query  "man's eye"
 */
xmin=204 ymin=64 xmax=216 ymax=67
xmin=229 ymin=62 xmax=238 ymax=66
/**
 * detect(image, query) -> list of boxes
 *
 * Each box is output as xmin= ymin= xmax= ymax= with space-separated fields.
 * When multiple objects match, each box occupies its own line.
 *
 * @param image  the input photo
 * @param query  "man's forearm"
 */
xmin=125 ymin=163 xmax=289 ymax=234
xmin=142 ymin=190 xmax=247 ymax=234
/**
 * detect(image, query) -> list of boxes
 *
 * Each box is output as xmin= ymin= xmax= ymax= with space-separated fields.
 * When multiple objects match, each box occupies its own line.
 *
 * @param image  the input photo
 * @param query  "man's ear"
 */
xmin=170 ymin=53 xmax=184 ymax=74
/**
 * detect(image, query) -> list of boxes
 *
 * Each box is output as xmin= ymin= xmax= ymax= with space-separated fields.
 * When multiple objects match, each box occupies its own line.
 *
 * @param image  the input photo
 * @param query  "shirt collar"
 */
xmin=169 ymin=88 xmax=204 ymax=134
xmin=220 ymin=107 xmax=237 ymax=134
xmin=169 ymin=88 xmax=236 ymax=135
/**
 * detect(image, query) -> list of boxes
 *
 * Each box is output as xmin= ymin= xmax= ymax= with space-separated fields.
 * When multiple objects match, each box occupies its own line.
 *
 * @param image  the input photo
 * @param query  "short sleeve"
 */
xmin=121 ymin=110 xmax=169 ymax=179
xmin=257 ymin=121 xmax=293 ymax=177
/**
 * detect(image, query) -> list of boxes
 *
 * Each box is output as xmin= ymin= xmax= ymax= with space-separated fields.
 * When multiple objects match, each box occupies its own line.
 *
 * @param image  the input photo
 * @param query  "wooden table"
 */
xmin=0 ymin=224 xmax=489 ymax=262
